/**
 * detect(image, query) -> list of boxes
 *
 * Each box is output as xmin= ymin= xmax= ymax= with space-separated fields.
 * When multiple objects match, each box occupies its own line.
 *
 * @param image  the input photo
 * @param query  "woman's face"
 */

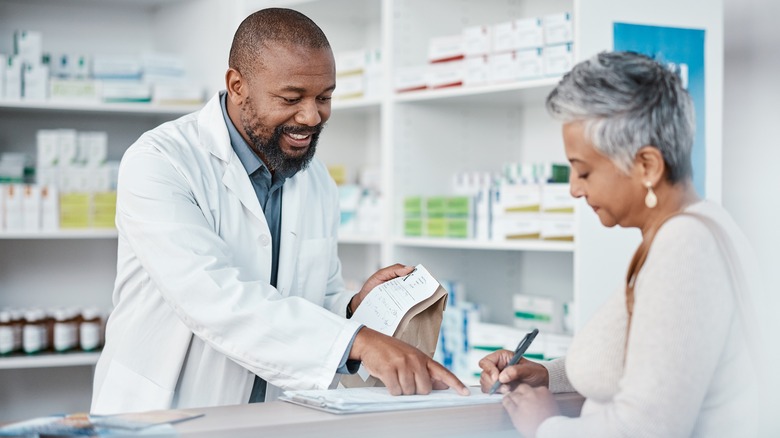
xmin=563 ymin=121 xmax=647 ymax=229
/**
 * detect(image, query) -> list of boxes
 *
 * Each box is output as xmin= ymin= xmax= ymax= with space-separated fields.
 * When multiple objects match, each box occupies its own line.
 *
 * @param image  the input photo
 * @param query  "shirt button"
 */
xmin=259 ymin=235 xmax=271 ymax=246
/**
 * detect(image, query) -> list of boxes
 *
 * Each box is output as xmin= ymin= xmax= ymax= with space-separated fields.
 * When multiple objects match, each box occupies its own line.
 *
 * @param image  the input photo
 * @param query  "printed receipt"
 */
xmin=350 ymin=264 xmax=438 ymax=336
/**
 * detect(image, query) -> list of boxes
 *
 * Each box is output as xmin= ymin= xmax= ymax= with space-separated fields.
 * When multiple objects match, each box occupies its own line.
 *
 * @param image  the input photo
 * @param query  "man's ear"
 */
xmin=633 ymin=145 xmax=666 ymax=186
xmin=225 ymin=68 xmax=245 ymax=106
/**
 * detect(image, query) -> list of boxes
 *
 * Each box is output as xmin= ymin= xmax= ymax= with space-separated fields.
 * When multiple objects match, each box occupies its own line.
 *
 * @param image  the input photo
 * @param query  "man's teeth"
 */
xmin=288 ymin=133 xmax=309 ymax=140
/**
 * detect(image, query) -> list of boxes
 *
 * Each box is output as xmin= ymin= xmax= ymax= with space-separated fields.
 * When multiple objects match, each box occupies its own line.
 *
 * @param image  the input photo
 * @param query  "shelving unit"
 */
xmin=0 ymin=100 xmax=203 ymax=115
xmin=0 ymin=352 xmax=100 ymax=370
xmin=0 ymin=0 xmax=226 ymax=422
xmin=0 ymin=0 xmax=722 ymax=423
xmin=0 ymin=229 xmax=118 ymax=239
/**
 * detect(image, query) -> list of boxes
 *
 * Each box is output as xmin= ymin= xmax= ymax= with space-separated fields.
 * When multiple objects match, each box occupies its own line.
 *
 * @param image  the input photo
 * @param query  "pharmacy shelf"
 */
xmin=0 ymin=100 xmax=202 ymax=116
xmin=332 ymin=97 xmax=382 ymax=113
xmin=338 ymin=234 xmax=384 ymax=245
xmin=0 ymin=229 xmax=118 ymax=239
xmin=0 ymin=351 xmax=100 ymax=370
xmin=392 ymin=77 xmax=560 ymax=106
xmin=393 ymin=237 xmax=574 ymax=252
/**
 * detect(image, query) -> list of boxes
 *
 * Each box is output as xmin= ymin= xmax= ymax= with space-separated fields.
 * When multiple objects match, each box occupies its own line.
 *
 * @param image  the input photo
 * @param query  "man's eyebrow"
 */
xmin=280 ymin=84 xmax=336 ymax=93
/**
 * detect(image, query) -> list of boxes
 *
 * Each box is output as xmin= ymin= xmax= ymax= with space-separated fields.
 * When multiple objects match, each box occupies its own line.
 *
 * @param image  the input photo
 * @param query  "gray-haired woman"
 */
xmin=479 ymin=51 xmax=760 ymax=437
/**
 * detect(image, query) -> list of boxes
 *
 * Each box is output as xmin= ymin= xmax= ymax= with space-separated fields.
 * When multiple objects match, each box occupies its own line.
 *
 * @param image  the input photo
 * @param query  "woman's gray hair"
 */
xmin=546 ymin=51 xmax=695 ymax=183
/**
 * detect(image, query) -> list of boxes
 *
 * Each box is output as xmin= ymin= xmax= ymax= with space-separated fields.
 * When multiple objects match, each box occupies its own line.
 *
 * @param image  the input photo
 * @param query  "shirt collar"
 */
xmin=220 ymin=91 xmax=264 ymax=176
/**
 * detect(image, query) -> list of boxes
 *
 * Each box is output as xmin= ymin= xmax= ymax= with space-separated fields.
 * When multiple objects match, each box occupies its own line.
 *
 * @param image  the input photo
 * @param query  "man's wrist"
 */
xmin=346 ymin=294 xmax=357 ymax=319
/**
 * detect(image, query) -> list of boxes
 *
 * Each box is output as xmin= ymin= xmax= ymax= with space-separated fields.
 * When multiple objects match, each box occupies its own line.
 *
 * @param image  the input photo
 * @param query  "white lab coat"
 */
xmin=91 ymin=93 xmax=362 ymax=414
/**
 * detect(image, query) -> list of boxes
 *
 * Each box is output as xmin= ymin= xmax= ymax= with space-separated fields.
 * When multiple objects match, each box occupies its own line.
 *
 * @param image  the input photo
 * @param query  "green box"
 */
xmin=445 ymin=196 xmax=471 ymax=218
xmin=59 ymin=193 xmax=90 ymax=229
xmin=446 ymin=218 xmax=469 ymax=238
xmin=404 ymin=218 xmax=423 ymax=236
xmin=425 ymin=217 xmax=447 ymax=237
xmin=425 ymin=197 xmax=447 ymax=218
xmin=403 ymin=196 xmax=423 ymax=218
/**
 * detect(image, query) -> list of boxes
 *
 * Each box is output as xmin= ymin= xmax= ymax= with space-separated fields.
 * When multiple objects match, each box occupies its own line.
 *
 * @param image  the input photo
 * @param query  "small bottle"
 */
xmin=10 ymin=309 xmax=24 ymax=352
xmin=23 ymin=309 xmax=46 ymax=354
xmin=80 ymin=307 xmax=102 ymax=351
xmin=0 ymin=310 xmax=15 ymax=355
xmin=53 ymin=308 xmax=77 ymax=352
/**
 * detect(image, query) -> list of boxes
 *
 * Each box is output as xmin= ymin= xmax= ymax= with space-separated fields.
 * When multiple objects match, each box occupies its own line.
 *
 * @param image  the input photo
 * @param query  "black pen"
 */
xmin=488 ymin=328 xmax=539 ymax=395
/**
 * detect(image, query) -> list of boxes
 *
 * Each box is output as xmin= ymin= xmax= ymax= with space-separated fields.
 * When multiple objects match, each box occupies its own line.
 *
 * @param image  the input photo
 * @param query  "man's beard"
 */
xmin=241 ymin=102 xmax=322 ymax=175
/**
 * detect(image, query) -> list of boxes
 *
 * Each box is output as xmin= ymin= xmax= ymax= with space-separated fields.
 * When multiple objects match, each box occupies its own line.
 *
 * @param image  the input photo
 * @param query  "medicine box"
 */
xmin=543 ymin=43 xmax=574 ymax=77
xmin=4 ymin=56 xmax=23 ymax=100
xmin=542 ymin=12 xmax=573 ymax=46
xmin=13 ymin=30 xmax=42 ymax=65
xmin=488 ymin=51 xmax=519 ymax=84
xmin=540 ymin=215 xmax=575 ymax=241
xmin=333 ymin=74 xmax=364 ymax=100
xmin=516 ymin=48 xmax=544 ymax=80
xmin=425 ymin=217 xmax=447 ymax=237
xmin=516 ymin=17 xmax=545 ymax=49
xmin=428 ymin=34 xmax=464 ymax=63
xmin=492 ymin=213 xmax=541 ymax=240
xmin=427 ymin=60 xmax=464 ymax=89
xmin=462 ymin=25 xmax=492 ymax=57
xmin=394 ymin=65 xmax=428 ymax=93
xmin=541 ymin=183 xmax=574 ymax=213
xmin=335 ymin=50 xmax=367 ymax=76
xmin=463 ymin=55 xmax=490 ymax=87
xmin=513 ymin=294 xmax=557 ymax=332
xmin=494 ymin=183 xmax=541 ymax=213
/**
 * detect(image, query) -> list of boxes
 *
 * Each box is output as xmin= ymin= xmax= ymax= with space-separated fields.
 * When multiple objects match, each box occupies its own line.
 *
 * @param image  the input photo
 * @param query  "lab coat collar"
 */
xmin=198 ymin=93 xmax=267 ymax=227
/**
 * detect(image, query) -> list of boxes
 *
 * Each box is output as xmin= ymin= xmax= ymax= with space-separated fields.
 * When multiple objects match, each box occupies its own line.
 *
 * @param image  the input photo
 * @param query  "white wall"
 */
xmin=723 ymin=0 xmax=780 ymax=433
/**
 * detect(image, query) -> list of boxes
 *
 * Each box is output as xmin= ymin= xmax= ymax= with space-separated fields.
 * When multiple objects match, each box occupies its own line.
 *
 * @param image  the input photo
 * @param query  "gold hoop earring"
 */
xmin=644 ymin=181 xmax=657 ymax=208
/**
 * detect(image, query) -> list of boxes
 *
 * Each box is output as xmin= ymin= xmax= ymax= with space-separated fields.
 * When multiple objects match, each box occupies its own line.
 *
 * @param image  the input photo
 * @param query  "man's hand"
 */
xmin=348 ymin=264 xmax=415 ymax=314
xmin=349 ymin=327 xmax=470 ymax=396
xmin=479 ymin=350 xmax=549 ymax=394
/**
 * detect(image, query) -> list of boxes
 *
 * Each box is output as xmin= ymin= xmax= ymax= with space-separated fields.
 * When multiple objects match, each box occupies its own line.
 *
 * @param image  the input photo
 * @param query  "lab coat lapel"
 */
xmin=276 ymin=174 xmax=305 ymax=297
xmin=199 ymin=93 xmax=268 ymax=229
xmin=221 ymin=159 xmax=267 ymax=227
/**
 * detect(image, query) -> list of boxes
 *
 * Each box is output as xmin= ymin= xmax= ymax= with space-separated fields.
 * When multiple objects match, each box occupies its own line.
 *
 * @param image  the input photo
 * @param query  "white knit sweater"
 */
xmin=539 ymin=201 xmax=760 ymax=437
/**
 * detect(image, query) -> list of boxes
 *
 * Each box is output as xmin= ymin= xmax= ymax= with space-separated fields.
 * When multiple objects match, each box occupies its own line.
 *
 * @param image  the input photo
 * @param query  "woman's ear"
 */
xmin=634 ymin=146 xmax=666 ymax=186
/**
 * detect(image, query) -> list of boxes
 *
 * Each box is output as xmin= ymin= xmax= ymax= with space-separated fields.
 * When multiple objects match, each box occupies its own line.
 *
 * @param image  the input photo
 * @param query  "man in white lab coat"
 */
xmin=91 ymin=8 xmax=468 ymax=414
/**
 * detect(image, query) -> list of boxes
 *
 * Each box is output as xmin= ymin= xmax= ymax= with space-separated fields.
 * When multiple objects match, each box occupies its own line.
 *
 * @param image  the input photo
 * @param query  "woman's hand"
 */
xmin=503 ymin=384 xmax=560 ymax=438
xmin=479 ymin=350 xmax=549 ymax=394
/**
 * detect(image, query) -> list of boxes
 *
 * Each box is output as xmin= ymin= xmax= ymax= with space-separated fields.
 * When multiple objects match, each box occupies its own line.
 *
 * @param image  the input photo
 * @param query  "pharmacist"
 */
xmin=91 ymin=8 xmax=468 ymax=414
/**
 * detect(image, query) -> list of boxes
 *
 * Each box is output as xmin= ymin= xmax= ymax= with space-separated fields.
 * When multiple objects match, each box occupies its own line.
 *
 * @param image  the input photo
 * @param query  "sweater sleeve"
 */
xmin=540 ymin=357 xmax=576 ymax=393
xmin=537 ymin=215 xmax=740 ymax=438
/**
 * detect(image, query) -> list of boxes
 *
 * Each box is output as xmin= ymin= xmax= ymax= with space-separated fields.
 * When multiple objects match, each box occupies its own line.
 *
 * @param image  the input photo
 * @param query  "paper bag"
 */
xmin=340 ymin=283 xmax=448 ymax=388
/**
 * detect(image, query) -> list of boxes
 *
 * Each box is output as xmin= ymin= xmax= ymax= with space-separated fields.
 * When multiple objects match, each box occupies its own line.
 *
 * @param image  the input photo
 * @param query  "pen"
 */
xmin=488 ymin=328 xmax=539 ymax=395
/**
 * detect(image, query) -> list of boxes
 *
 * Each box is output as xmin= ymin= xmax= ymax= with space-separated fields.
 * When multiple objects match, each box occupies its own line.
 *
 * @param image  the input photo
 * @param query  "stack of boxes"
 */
xmin=403 ymin=195 xmax=474 ymax=239
xmin=491 ymin=163 xmax=574 ymax=241
xmin=394 ymin=11 xmax=574 ymax=93
xmin=333 ymin=49 xmax=383 ymax=101
xmin=0 ymin=129 xmax=118 ymax=233
xmin=1 ymin=30 xmax=47 ymax=101
xmin=36 ymin=129 xmax=118 ymax=229
xmin=403 ymin=162 xmax=574 ymax=242
xmin=331 ymin=165 xmax=383 ymax=238
xmin=0 ymin=30 xmax=203 ymax=104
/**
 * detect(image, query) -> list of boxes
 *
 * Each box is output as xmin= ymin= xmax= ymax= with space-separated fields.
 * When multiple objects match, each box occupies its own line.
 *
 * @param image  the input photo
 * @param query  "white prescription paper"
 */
xmin=281 ymin=387 xmax=499 ymax=414
xmin=350 ymin=264 xmax=439 ymax=336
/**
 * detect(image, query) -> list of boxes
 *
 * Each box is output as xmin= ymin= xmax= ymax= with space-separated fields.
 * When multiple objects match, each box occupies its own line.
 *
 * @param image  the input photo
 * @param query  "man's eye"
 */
xmin=283 ymin=97 xmax=301 ymax=104
xmin=317 ymin=96 xmax=332 ymax=103
xmin=579 ymin=173 xmax=589 ymax=180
